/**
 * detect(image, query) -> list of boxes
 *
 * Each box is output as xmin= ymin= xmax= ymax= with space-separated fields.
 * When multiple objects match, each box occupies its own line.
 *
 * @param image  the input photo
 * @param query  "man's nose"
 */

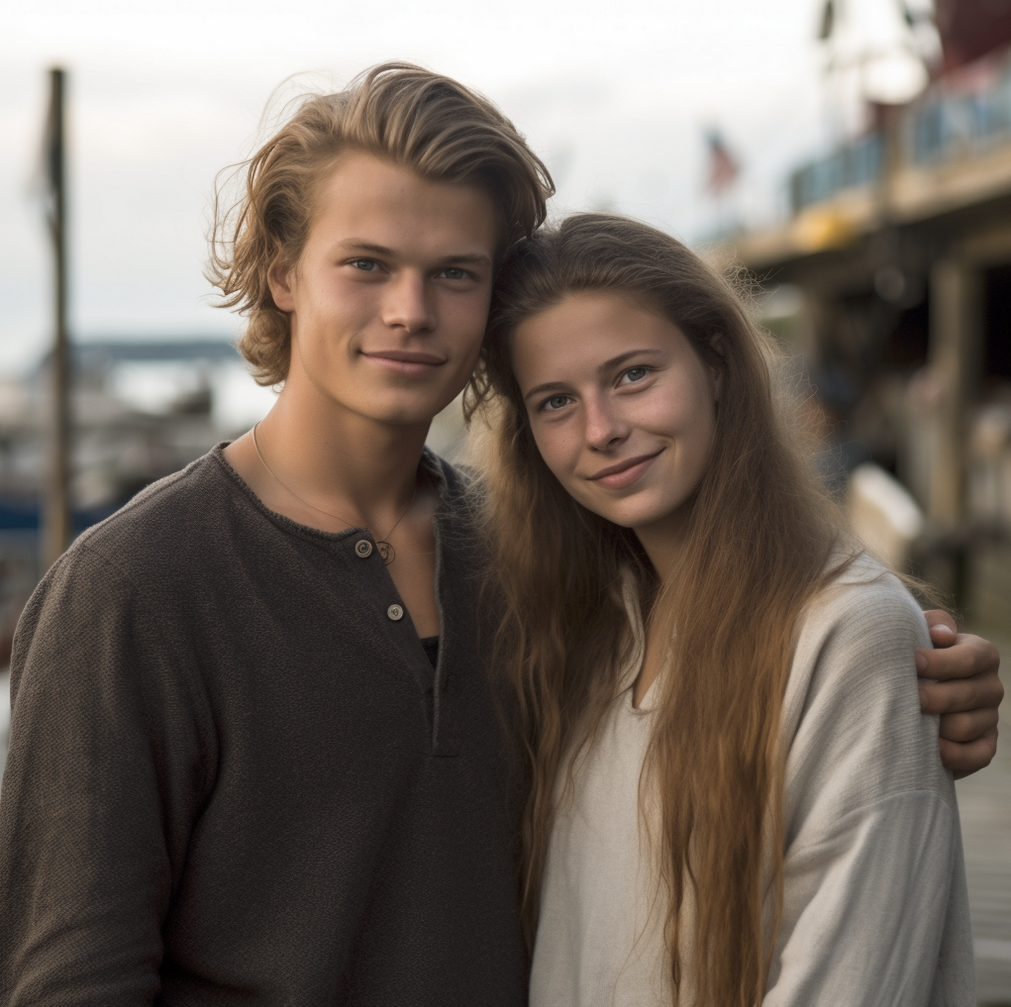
xmin=382 ymin=272 xmax=436 ymax=334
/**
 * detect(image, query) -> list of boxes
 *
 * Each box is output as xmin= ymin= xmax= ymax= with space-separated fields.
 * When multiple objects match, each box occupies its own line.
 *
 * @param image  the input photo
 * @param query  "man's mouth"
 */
xmin=362 ymin=350 xmax=445 ymax=374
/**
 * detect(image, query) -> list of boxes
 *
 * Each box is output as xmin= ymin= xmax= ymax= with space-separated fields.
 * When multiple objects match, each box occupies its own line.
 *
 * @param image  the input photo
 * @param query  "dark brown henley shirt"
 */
xmin=0 ymin=446 xmax=528 ymax=1006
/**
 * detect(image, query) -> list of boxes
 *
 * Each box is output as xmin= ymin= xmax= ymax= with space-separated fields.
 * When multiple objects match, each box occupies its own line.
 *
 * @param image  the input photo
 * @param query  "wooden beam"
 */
xmin=927 ymin=258 xmax=983 ymax=523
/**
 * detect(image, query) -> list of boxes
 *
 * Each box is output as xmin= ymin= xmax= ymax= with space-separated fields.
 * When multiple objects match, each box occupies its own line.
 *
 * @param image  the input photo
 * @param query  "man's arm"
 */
xmin=0 ymin=545 xmax=210 ymax=1005
xmin=918 ymin=611 xmax=1003 ymax=778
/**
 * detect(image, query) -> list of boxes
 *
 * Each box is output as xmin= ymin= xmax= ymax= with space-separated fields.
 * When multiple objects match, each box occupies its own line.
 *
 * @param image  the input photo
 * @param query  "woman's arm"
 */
xmin=918 ymin=612 xmax=1002 ymax=777
xmin=765 ymin=572 xmax=975 ymax=1006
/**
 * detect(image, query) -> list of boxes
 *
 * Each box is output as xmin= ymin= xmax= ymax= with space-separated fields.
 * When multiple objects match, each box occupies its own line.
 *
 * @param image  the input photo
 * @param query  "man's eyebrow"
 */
xmin=339 ymin=240 xmax=396 ymax=257
xmin=338 ymin=240 xmax=491 ymax=267
xmin=438 ymin=252 xmax=493 ymax=267
xmin=522 ymin=349 xmax=664 ymax=403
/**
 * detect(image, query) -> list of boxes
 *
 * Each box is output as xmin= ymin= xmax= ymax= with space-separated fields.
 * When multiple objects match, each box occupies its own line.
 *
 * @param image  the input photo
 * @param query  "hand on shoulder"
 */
xmin=917 ymin=611 xmax=1002 ymax=778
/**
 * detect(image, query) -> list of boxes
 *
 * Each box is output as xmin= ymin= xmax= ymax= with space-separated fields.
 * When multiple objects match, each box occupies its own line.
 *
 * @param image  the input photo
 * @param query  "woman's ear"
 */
xmin=268 ymin=256 xmax=296 ymax=312
xmin=709 ymin=333 xmax=727 ymax=400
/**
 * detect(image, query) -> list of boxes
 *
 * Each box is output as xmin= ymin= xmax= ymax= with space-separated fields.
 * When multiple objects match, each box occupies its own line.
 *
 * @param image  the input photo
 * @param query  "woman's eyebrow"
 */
xmin=523 ymin=381 xmax=568 ymax=402
xmin=523 ymin=349 xmax=665 ymax=402
xmin=597 ymin=348 xmax=664 ymax=374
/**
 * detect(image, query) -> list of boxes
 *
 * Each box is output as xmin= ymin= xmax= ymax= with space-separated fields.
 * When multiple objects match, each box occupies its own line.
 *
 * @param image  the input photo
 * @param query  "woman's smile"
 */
xmin=511 ymin=289 xmax=721 ymax=539
xmin=586 ymin=450 xmax=665 ymax=489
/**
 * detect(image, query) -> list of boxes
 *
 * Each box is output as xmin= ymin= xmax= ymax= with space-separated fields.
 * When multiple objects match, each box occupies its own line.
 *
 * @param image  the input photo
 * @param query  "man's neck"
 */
xmin=275 ymin=384 xmax=428 ymax=502
xmin=225 ymin=379 xmax=431 ymax=535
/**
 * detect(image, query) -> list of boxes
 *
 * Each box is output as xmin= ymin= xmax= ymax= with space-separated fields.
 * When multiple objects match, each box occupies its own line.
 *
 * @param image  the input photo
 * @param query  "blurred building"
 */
xmin=735 ymin=30 xmax=1011 ymax=625
xmin=0 ymin=339 xmax=275 ymax=665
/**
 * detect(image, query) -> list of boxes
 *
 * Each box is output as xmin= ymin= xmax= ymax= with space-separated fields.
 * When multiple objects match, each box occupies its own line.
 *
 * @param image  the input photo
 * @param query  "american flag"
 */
xmin=704 ymin=129 xmax=740 ymax=196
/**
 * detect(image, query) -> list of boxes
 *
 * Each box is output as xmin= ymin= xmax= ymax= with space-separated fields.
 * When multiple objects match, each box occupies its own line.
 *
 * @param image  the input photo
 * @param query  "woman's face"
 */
xmin=510 ymin=290 xmax=721 ymax=545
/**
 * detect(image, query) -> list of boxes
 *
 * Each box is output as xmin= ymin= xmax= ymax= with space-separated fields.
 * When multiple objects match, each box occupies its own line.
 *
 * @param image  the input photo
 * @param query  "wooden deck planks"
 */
xmin=957 ymin=626 xmax=1011 ymax=1006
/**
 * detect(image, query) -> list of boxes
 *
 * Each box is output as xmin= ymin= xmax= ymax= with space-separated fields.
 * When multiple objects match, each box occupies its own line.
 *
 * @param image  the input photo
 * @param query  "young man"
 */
xmin=0 ymin=64 xmax=1001 ymax=1006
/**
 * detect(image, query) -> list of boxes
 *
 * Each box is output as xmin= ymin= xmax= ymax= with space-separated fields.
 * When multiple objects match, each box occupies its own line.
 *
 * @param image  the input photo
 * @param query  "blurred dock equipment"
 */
xmin=735 ymin=3 xmax=1011 ymax=623
xmin=42 ymin=67 xmax=71 ymax=572
xmin=847 ymin=462 xmax=925 ymax=570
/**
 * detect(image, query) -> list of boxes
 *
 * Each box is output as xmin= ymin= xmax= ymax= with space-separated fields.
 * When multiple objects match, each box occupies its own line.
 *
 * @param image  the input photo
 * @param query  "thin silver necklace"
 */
xmin=251 ymin=422 xmax=416 ymax=565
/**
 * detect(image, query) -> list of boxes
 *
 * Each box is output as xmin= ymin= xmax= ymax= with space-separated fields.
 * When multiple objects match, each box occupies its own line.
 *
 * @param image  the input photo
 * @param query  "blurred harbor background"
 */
xmin=1 ymin=0 xmax=1009 ymax=1001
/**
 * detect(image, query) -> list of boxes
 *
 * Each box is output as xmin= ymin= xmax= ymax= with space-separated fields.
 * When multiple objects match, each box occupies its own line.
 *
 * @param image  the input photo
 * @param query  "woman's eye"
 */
xmin=621 ymin=367 xmax=650 ymax=384
xmin=542 ymin=395 xmax=572 ymax=412
xmin=439 ymin=267 xmax=470 ymax=281
xmin=350 ymin=259 xmax=378 ymax=272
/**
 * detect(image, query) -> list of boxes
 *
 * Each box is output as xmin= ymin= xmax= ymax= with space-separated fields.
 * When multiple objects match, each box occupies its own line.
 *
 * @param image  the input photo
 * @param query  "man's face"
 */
xmin=270 ymin=152 xmax=498 ymax=428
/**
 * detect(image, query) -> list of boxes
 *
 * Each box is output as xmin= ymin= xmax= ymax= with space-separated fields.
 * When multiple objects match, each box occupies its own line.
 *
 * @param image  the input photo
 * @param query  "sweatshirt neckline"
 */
xmin=210 ymin=441 xmax=449 ymax=545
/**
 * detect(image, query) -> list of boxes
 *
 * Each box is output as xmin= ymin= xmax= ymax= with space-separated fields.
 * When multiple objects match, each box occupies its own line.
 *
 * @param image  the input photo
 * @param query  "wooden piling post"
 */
xmin=41 ymin=67 xmax=72 ymax=571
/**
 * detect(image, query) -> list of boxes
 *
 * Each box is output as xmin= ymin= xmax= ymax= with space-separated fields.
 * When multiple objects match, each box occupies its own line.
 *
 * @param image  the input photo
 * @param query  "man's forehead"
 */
xmin=319 ymin=152 xmax=495 ymax=205
xmin=308 ymin=155 xmax=499 ymax=258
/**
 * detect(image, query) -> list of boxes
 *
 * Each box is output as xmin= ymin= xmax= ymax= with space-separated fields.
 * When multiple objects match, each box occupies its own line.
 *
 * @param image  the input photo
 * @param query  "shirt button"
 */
xmin=387 ymin=604 xmax=404 ymax=621
xmin=355 ymin=539 xmax=373 ymax=558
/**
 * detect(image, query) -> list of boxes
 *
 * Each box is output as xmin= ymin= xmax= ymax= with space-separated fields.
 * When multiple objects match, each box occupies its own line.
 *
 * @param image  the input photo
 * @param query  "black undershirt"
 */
xmin=420 ymin=636 xmax=440 ymax=669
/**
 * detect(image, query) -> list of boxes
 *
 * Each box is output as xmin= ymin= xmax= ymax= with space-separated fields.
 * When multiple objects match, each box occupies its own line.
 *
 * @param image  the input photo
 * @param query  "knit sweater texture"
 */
xmin=0 ymin=446 xmax=528 ymax=1006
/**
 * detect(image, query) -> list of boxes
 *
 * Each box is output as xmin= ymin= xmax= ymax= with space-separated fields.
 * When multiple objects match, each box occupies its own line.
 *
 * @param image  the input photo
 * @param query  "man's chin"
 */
xmin=366 ymin=390 xmax=465 ymax=429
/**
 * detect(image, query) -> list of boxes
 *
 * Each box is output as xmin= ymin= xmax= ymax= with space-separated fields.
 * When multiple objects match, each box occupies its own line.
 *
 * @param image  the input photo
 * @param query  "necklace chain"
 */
xmin=250 ymin=422 xmax=416 ymax=565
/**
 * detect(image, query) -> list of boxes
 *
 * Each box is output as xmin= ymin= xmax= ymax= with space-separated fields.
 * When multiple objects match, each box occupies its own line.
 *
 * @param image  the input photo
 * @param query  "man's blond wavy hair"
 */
xmin=207 ymin=62 xmax=554 ymax=386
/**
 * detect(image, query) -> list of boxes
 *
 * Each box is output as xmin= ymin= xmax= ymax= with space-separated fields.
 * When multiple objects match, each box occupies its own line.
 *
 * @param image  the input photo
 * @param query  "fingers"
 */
xmin=919 ymin=671 xmax=1004 ymax=715
xmin=923 ymin=609 xmax=957 ymax=644
xmin=916 ymin=632 xmax=1002 ymax=681
xmin=922 ymin=625 xmax=1004 ymax=778
xmin=937 ymin=707 xmax=999 ymax=743
xmin=941 ymin=726 xmax=999 ymax=780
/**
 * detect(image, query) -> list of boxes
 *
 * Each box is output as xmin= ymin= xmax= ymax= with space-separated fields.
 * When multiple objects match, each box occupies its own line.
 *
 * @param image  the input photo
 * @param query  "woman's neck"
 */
xmin=632 ymin=507 xmax=691 ymax=584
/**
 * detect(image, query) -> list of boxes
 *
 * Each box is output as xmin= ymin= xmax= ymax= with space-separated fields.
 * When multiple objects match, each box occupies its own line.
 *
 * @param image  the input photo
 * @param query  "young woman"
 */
xmin=469 ymin=213 xmax=975 ymax=1006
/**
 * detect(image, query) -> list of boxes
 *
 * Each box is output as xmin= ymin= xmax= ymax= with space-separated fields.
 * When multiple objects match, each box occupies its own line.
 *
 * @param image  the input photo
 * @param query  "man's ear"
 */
xmin=267 ymin=257 xmax=296 ymax=313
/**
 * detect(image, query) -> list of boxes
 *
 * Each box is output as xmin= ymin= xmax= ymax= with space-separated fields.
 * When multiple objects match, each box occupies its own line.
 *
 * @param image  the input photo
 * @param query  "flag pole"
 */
xmin=42 ymin=67 xmax=72 ymax=570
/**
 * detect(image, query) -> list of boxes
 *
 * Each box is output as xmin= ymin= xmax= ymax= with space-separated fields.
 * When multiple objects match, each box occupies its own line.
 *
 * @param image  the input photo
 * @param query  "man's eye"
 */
xmin=350 ymin=259 xmax=378 ymax=272
xmin=439 ymin=267 xmax=470 ymax=281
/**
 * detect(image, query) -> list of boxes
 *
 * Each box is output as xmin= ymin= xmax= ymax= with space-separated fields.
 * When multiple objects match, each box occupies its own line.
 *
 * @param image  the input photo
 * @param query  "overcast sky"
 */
xmin=0 ymin=0 xmax=926 ymax=375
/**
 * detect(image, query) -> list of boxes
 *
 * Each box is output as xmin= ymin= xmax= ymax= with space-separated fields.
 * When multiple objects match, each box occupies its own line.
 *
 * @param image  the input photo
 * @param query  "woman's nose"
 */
xmin=584 ymin=396 xmax=629 ymax=451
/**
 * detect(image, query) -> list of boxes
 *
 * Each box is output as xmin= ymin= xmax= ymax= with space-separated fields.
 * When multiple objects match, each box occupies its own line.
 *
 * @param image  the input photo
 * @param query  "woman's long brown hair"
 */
xmin=466 ymin=214 xmax=852 ymax=1006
